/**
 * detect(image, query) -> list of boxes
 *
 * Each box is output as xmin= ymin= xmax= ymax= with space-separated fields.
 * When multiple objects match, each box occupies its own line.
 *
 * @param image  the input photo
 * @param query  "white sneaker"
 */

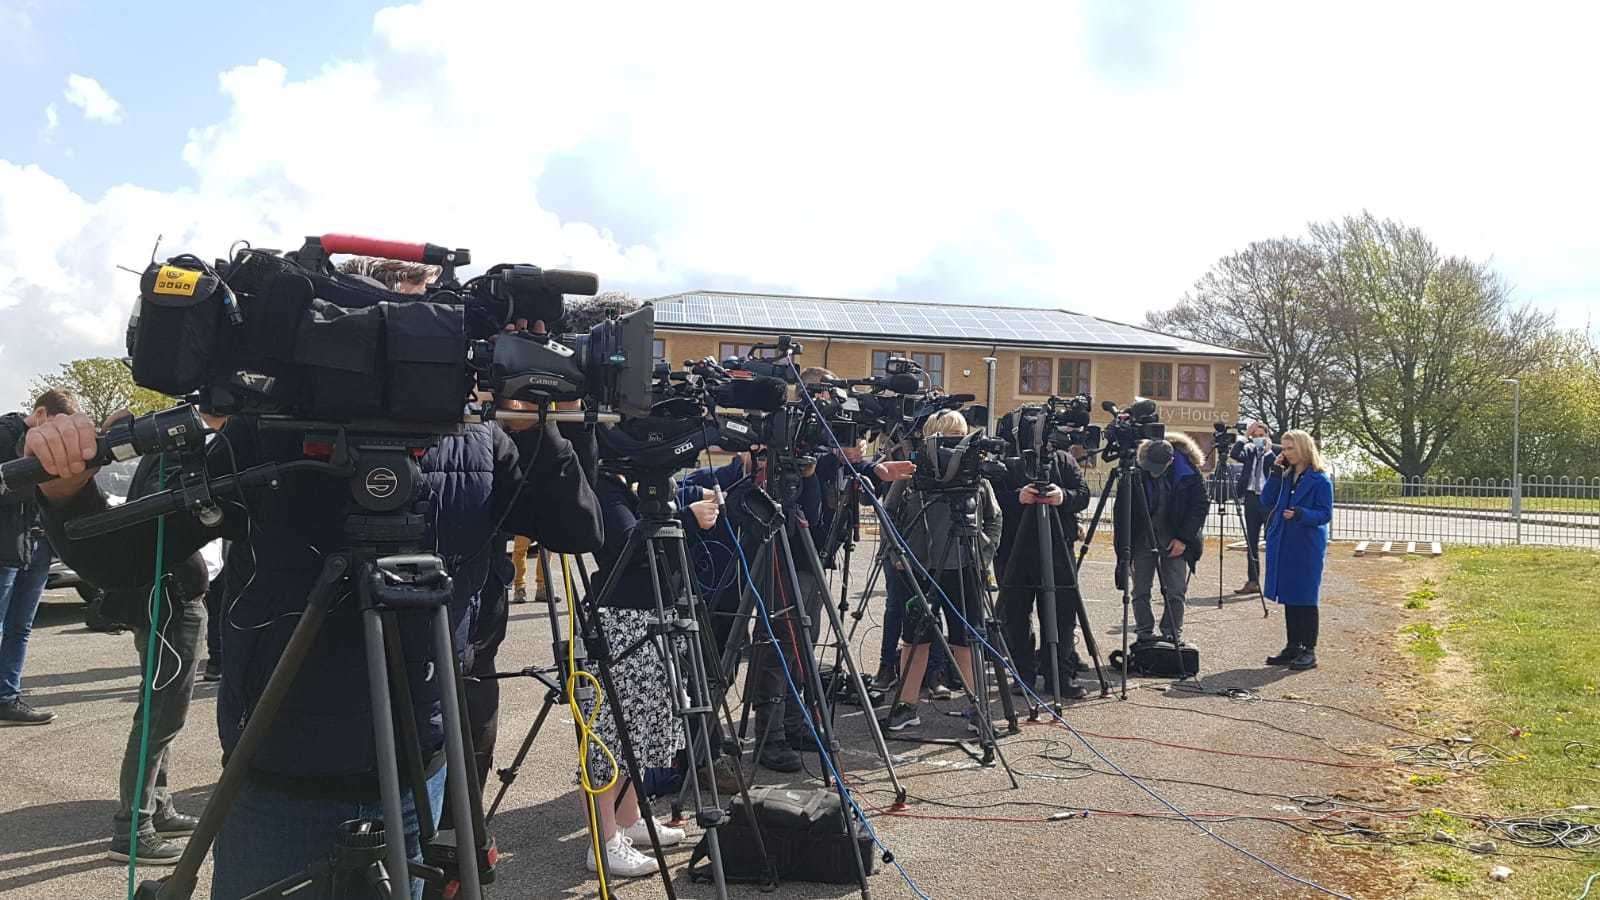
xmin=622 ymin=817 xmax=687 ymax=848
xmin=585 ymin=832 xmax=660 ymax=878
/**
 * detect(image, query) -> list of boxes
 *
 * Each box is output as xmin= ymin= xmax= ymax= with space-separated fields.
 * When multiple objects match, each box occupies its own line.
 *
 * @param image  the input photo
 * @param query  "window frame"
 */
xmin=651 ymin=338 xmax=667 ymax=364
xmin=1056 ymin=358 xmax=1091 ymax=397
xmin=1139 ymin=361 xmax=1173 ymax=401
xmin=1176 ymin=363 xmax=1211 ymax=403
xmin=1019 ymin=356 xmax=1053 ymax=395
xmin=872 ymin=349 xmax=946 ymax=388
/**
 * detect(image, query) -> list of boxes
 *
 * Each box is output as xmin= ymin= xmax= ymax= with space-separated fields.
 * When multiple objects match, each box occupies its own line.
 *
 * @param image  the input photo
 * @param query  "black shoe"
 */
xmin=1266 ymin=643 xmax=1300 ymax=666
xmin=151 ymin=810 xmax=198 ymax=837
xmin=201 ymin=659 xmax=222 ymax=683
xmin=107 ymin=832 xmax=184 ymax=865
xmin=870 ymin=661 xmax=898 ymax=692
xmin=1288 ymin=648 xmax=1318 ymax=671
xmin=1045 ymin=680 xmax=1089 ymax=701
xmin=758 ymin=743 xmax=803 ymax=773
xmin=1009 ymin=675 xmax=1036 ymax=697
xmin=879 ymin=702 xmax=921 ymax=732
xmin=0 ymin=698 xmax=54 ymax=726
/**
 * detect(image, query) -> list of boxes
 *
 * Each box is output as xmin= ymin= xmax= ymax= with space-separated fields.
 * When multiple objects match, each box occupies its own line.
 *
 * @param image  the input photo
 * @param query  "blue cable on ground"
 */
xmin=721 ymin=516 xmax=933 ymax=900
xmin=783 ymin=360 xmax=1356 ymax=900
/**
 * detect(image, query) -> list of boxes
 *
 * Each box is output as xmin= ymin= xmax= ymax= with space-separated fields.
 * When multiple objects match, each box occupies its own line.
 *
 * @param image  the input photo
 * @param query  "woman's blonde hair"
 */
xmin=1281 ymin=429 xmax=1327 ymax=473
xmin=923 ymin=410 xmax=969 ymax=438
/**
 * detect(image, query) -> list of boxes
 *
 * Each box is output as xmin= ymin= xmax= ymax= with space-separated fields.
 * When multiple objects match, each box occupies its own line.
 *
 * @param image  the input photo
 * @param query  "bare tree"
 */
xmin=1146 ymin=238 xmax=1345 ymax=440
xmin=1310 ymin=212 xmax=1554 ymax=484
xmin=561 ymin=291 xmax=641 ymax=333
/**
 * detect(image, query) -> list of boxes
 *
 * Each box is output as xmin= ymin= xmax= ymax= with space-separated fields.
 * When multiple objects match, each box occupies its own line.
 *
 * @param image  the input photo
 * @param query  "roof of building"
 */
xmin=649 ymin=290 xmax=1257 ymax=358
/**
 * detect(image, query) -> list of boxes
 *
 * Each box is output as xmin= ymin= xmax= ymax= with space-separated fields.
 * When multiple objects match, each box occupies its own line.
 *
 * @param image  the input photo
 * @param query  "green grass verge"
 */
xmin=1357 ymin=495 xmax=1600 ymax=515
xmin=1385 ymin=548 xmax=1600 ymax=898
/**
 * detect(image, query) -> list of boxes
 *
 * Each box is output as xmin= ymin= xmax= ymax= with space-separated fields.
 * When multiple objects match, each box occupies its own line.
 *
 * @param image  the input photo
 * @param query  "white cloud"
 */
xmin=42 ymin=102 xmax=57 ymax=135
xmin=63 ymin=73 xmax=124 ymax=124
xmin=2 ymin=0 xmax=1599 ymax=409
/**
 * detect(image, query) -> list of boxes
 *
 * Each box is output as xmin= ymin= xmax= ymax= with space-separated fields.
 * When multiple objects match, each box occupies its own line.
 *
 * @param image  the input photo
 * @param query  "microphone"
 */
xmin=1101 ymin=400 xmax=1120 ymax=414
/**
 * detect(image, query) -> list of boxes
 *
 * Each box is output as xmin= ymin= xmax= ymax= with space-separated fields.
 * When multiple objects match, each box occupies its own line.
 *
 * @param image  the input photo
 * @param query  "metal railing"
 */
xmin=1072 ymin=471 xmax=1600 ymax=548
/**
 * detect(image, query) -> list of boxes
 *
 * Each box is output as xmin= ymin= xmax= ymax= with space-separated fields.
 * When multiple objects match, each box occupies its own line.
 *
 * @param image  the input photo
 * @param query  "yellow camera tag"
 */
xmin=153 ymin=266 xmax=201 ymax=297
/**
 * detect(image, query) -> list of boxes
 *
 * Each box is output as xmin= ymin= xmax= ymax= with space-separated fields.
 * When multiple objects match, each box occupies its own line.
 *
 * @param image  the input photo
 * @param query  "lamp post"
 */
xmin=1502 ymin=377 xmax=1521 ymax=543
xmin=983 ymin=357 xmax=998 ymax=422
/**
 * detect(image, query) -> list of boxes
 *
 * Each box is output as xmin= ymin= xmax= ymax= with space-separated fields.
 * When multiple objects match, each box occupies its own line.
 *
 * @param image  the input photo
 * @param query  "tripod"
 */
xmin=132 ymin=438 xmax=491 ymax=900
xmin=884 ymin=485 xmax=1020 ymax=783
xmin=1003 ymin=473 xmax=1110 ymax=716
xmin=1207 ymin=441 xmax=1269 ymax=617
xmin=1077 ymin=447 xmax=1194 ymax=698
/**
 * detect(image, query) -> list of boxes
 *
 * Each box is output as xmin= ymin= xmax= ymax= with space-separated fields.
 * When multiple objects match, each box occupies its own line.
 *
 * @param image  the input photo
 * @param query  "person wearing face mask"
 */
xmin=1261 ymin=430 xmax=1334 ymax=671
xmin=1229 ymin=421 xmax=1278 ymax=595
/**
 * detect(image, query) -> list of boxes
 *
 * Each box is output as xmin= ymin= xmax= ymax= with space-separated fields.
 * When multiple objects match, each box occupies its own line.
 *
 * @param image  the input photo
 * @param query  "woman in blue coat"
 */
xmin=1260 ymin=429 xmax=1334 ymax=671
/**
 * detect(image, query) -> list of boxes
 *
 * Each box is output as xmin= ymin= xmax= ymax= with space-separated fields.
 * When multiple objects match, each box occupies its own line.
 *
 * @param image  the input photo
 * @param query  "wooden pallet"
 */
xmin=1353 ymin=540 xmax=1443 ymax=557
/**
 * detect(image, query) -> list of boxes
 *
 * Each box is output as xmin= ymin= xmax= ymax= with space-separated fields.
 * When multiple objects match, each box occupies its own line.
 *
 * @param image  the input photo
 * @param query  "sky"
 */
xmin=3 ymin=0 xmax=1599 ymax=410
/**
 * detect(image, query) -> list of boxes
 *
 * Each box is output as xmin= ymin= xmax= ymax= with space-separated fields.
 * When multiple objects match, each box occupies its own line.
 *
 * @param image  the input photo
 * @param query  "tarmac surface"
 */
xmin=0 ymin=535 xmax=1412 ymax=900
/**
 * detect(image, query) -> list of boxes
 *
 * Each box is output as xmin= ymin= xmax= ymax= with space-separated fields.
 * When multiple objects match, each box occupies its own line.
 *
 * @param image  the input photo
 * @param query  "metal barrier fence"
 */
xmin=1073 ymin=471 xmax=1600 ymax=549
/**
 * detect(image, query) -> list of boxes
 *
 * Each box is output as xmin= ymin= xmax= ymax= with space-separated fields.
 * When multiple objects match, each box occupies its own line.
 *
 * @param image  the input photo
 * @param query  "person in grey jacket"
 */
xmin=877 ymin=410 xmax=1002 ymax=734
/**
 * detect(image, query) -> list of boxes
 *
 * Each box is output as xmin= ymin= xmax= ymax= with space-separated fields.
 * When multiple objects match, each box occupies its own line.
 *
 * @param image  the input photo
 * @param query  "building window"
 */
xmin=1019 ymin=357 xmax=1052 ymax=395
xmin=1057 ymin=358 xmax=1091 ymax=396
xmin=1177 ymin=363 xmax=1210 ymax=403
xmin=1139 ymin=362 xmax=1172 ymax=400
xmin=873 ymin=350 xmax=944 ymax=388
xmin=718 ymin=342 xmax=772 ymax=361
xmin=652 ymin=339 xmax=666 ymax=365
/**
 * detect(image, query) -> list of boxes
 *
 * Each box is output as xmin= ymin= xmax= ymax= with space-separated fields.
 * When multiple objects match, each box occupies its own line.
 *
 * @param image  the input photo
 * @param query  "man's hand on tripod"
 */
xmin=22 ymin=411 xmax=100 ymax=501
xmin=874 ymin=460 xmax=915 ymax=482
xmin=690 ymin=496 xmax=722 ymax=531
xmin=1019 ymin=485 xmax=1064 ymax=507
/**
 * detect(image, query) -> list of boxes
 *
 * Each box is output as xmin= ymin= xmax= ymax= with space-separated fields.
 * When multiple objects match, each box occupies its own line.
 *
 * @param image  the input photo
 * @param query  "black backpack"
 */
xmin=687 ymin=786 xmax=877 ymax=886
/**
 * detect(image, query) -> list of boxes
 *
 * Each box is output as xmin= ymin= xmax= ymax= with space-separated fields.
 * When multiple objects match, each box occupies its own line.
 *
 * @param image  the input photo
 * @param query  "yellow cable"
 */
xmin=558 ymin=553 xmax=619 ymax=896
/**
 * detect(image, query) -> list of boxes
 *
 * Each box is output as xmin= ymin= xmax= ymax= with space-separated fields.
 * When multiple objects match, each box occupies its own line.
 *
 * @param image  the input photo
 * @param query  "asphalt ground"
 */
xmin=0 ymin=536 xmax=1410 ymax=900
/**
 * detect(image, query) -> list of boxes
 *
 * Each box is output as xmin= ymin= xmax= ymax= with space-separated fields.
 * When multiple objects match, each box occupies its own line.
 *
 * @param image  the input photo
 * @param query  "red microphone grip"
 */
xmin=320 ymin=234 xmax=459 ymax=266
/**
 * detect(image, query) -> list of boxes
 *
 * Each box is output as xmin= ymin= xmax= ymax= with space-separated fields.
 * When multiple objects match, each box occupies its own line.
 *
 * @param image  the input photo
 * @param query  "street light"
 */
xmin=1502 ymin=377 xmax=1521 ymax=543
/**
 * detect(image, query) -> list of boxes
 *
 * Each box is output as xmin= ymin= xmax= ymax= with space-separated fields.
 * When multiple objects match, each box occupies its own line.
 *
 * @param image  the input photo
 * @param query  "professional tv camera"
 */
xmin=125 ymin=234 xmax=655 ymax=429
xmin=1098 ymin=398 xmax=1166 ymax=461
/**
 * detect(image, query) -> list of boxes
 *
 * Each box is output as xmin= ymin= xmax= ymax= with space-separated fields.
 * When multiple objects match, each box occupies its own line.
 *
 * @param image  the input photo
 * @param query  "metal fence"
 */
xmin=1072 ymin=471 xmax=1600 ymax=549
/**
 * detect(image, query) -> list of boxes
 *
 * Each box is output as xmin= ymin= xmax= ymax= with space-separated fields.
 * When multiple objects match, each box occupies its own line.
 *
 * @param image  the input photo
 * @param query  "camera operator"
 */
xmin=0 ymin=388 xmax=79 ymax=726
xmin=1117 ymin=433 xmax=1207 ymax=646
xmin=96 ymin=410 xmax=227 ymax=865
xmin=878 ymin=410 xmax=1001 ymax=734
xmin=992 ymin=435 xmax=1092 ymax=700
xmin=565 ymin=468 xmax=723 ymax=877
xmin=1229 ymin=421 xmax=1274 ymax=596
xmin=26 ymin=324 xmax=603 ymax=897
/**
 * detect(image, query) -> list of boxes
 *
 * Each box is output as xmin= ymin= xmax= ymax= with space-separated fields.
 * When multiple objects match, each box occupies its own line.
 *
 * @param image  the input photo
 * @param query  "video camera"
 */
xmin=1099 ymin=398 xmax=1166 ymax=462
xmin=126 ymin=234 xmax=656 ymax=430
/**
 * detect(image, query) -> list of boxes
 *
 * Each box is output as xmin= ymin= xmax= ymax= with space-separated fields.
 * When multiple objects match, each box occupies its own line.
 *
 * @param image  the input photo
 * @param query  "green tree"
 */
xmin=1309 ymin=213 xmax=1554 ymax=485
xmin=1435 ymin=333 xmax=1600 ymax=481
xmin=27 ymin=357 xmax=173 ymax=425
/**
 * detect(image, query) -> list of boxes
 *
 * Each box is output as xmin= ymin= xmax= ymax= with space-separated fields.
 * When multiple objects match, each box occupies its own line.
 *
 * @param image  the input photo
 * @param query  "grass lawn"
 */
xmin=1385 ymin=547 xmax=1600 ymax=897
xmin=1351 ymin=495 xmax=1600 ymax=515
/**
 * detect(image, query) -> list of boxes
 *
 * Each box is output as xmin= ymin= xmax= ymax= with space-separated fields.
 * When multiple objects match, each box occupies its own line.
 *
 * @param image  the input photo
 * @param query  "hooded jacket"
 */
xmin=0 ymin=413 xmax=38 ymax=568
xmin=1118 ymin=432 xmax=1208 ymax=567
xmin=39 ymin=416 xmax=602 ymax=786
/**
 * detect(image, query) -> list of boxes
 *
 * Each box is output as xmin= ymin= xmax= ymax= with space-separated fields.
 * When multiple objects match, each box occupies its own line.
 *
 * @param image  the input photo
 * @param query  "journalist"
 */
xmin=1261 ymin=430 xmax=1333 ymax=671
xmin=0 ymin=388 xmax=79 ymax=726
xmin=1229 ymin=421 xmax=1274 ymax=595
xmin=27 ymin=351 xmax=602 ymax=895
xmin=878 ymin=410 xmax=1002 ymax=734
xmin=1119 ymin=433 xmax=1207 ymax=646
xmin=993 ymin=441 xmax=1092 ymax=700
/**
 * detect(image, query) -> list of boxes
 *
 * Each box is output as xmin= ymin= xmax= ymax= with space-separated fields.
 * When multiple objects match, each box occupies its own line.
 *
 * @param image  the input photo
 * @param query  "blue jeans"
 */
xmin=880 ymin=566 xmax=947 ymax=675
xmin=212 ymin=767 xmax=447 ymax=900
xmin=0 ymin=536 xmax=52 ymax=702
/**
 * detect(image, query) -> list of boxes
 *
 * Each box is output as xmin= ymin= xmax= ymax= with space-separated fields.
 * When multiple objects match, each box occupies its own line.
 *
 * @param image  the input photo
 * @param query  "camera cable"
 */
xmin=558 ymin=552 xmax=620 ymax=899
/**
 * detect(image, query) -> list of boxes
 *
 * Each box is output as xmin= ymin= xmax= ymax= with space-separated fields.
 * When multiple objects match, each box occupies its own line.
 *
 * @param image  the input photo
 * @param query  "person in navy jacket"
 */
xmin=1260 ymin=429 xmax=1334 ymax=671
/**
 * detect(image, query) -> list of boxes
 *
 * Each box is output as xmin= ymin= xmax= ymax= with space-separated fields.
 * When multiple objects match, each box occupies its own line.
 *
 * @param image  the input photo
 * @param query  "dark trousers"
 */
xmin=203 ymin=567 xmax=226 ymax=664
xmin=1284 ymin=605 xmax=1319 ymax=650
xmin=880 ymin=564 xmax=948 ymax=675
xmin=1242 ymin=493 xmax=1265 ymax=584
xmin=748 ymin=558 xmax=825 ymax=744
xmin=999 ymin=557 xmax=1080 ymax=687
xmin=116 ymin=594 xmax=203 ymax=836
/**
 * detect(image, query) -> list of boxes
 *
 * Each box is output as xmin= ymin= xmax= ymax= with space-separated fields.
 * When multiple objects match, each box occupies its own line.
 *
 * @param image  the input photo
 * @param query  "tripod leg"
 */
xmin=429 ymin=606 xmax=485 ymax=900
xmin=1033 ymin=502 xmax=1064 ymax=714
xmin=486 ymin=694 xmax=556 ymax=821
xmin=362 ymin=607 xmax=417 ymax=900
xmin=381 ymin=612 xmax=434 ymax=844
xmin=151 ymin=555 xmax=348 ymax=900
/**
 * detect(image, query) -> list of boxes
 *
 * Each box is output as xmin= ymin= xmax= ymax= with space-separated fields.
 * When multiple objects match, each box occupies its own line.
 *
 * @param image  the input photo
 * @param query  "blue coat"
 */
xmin=1261 ymin=467 xmax=1333 ymax=607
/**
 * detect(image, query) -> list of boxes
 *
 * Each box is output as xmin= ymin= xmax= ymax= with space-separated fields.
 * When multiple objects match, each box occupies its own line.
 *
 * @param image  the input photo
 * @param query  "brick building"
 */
xmin=648 ymin=290 xmax=1258 ymax=454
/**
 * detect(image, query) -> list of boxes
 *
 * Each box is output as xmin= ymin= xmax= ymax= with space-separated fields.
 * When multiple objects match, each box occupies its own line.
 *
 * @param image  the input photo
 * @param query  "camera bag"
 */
xmin=294 ymin=299 xmax=384 ymax=419
xmin=381 ymin=300 xmax=468 ymax=424
xmin=1109 ymin=640 xmax=1201 ymax=679
xmin=132 ymin=259 xmax=226 ymax=396
xmin=687 ymin=786 xmax=877 ymax=885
